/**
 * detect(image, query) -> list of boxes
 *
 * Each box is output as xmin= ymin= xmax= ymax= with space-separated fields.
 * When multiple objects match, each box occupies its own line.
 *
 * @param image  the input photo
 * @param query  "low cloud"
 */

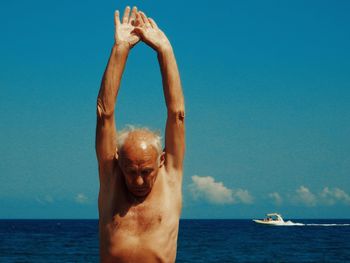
xmin=320 ymin=187 xmax=350 ymax=205
xmin=291 ymin=186 xmax=350 ymax=206
xmin=235 ymin=189 xmax=254 ymax=204
xmin=189 ymin=175 xmax=253 ymax=205
xmin=75 ymin=193 xmax=88 ymax=204
xmin=36 ymin=195 xmax=54 ymax=204
xmin=295 ymin=186 xmax=317 ymax=206
xmin=268 ymin=192 xmax=283 ymax=206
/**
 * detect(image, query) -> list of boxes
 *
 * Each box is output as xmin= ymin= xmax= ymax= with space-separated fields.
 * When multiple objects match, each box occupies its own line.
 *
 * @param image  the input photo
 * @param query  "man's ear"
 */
xmin=159 ymin=152 xmax=165 ymax=168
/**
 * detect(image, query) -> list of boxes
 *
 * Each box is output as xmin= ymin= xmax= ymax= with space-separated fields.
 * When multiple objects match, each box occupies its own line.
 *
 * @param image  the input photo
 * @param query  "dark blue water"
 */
xmin=0 ymin=219 xmax=349 ymax=262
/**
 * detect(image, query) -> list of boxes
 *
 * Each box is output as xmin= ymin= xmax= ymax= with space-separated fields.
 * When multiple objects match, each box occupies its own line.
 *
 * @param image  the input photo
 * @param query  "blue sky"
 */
xmin=1 ymin=0 xmax=350 ymax=219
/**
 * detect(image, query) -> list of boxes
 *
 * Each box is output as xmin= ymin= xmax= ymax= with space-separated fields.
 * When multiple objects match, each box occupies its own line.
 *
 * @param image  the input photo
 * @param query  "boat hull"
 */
xmin=253 ymin=219 xmax=304 ymax=226
xmin=253 ymin=219 xmax=285 ymax=225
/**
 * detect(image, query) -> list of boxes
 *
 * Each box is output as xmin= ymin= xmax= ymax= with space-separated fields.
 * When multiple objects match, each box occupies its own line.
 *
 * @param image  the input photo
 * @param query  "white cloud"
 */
xmin=268 ymin=192 xmax=283 ymax=206
xmin=75 ymin=193 xmax=88 ymax=204
xmin=332 ymin=188 xmax=350 ymax=204
xmin=291 ymin=186 xmax=350 ymax=207
xmin=36 ymin=195 xmax=54 ymax=204
xmin=320 ymin=187 xmax=336 ymax=205
xmin=294 ymin=186 xmax=317 ymax=206
xmin=320 ymin=187 xmax=350 ymax=205
xmin=189 ymin=175 xmax=253 ymax=205
xmin=234 ymin=189 xmax=254 ymax=204
xmin=190 ymin=175 xmax=233 ymax=204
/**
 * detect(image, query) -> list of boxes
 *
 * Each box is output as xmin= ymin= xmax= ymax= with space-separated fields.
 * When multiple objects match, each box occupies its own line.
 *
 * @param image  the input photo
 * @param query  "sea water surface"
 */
xmin=0 ymin=219 xmax=349 ymax=262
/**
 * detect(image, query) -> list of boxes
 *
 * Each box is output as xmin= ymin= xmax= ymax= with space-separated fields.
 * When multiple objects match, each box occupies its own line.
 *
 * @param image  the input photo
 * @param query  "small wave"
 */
xmin=254 ymin=220 xmax=350 ymax=226
xmin=284 ymin=221 xmax=350 ymax=226
xmin=305 ymin=223 xmax=350 ymax=226
xmin=264 ymin=221 xmax=350 ymax=226
xmin=282 ymin=221 xmax=304 ymax=226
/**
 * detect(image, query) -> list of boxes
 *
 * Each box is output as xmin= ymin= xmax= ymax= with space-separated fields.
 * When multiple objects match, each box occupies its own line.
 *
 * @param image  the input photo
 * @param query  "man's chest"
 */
xmin=111 ymin=190 xmax=179 ymax=235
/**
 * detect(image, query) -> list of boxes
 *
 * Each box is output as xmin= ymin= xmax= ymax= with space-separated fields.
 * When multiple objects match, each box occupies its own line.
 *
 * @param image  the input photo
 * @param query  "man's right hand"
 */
xmin=133 ymin=11 xmax=171 ymax=52
xmin=114 ymin=6 xmax=140 ymax=49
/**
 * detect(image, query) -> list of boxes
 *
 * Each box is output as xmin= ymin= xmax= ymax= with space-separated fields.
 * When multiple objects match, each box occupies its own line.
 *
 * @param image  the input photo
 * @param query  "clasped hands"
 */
xmin=114 ymin=6 xmax=171 ymax=53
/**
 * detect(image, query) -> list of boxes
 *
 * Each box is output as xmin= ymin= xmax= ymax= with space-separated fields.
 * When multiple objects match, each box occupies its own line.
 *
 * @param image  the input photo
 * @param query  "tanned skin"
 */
xmin=95 ymin=6 xmax=185 ymax=263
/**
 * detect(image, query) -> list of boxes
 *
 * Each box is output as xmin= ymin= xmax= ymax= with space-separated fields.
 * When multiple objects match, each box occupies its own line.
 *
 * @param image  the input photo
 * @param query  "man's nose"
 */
xmin=135 ymin=175 xmax=144 ymax=186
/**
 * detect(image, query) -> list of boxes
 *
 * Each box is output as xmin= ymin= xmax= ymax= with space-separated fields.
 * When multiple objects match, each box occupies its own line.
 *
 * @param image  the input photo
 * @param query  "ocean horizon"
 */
xmin=1 ymin=219 xmax=349 ymax=262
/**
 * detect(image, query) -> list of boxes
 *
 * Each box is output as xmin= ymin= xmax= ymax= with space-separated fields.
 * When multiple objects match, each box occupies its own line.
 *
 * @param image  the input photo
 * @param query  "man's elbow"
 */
xmin=168 ymin=107 xmax=185 ymax=123
xmin=96 ymin=98 xmax=114 ymax=119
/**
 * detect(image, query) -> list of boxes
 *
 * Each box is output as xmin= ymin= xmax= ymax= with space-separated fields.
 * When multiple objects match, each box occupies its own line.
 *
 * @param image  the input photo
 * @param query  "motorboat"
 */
xmin=253 ymin=213 xmax=287 ymax=225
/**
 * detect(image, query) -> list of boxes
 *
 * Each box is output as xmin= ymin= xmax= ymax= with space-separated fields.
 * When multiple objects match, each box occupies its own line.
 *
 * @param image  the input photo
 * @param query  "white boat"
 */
xmin=253 ymin=213 xmax=289 ymax=226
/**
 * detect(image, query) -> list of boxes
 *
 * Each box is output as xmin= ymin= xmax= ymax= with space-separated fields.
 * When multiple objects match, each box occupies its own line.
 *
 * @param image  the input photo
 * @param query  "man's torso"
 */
xmin=98 ymin=164 xmax=182 ymax=262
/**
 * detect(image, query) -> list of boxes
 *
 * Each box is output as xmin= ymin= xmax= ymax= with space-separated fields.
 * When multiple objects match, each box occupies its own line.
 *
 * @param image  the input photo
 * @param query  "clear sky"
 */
xmin=1 ymin=0 xmax=350 ymax=219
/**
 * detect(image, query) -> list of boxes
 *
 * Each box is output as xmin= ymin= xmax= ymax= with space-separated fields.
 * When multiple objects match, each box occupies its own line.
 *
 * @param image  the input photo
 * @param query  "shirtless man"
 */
xmin=95 ymin=6 xmax=185 ymax=263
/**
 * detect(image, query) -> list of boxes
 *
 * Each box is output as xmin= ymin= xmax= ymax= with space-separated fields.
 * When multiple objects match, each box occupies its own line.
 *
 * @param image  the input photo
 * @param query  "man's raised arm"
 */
xmin=134 ymin=12 xmax=185 ymax=171
xmin=96 ymin=6 xmax=139 ymax=177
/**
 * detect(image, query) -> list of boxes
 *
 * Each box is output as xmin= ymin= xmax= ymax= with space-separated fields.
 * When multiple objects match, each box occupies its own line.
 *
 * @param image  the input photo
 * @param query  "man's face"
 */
xmin=119 ymin=141 xmax=161 ymax=197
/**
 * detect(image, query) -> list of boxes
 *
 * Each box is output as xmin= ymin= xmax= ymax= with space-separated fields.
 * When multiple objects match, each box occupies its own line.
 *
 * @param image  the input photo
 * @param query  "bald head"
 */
xmin=119 ymin=130 xmax=160 ymax=163
xmin=117 ymin=126 xmax=162 ymax=156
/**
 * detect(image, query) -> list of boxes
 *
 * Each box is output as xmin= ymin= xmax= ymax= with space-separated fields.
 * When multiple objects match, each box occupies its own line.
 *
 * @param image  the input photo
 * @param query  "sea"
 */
xmin=1 ymin=219 xmax=350 ymax=262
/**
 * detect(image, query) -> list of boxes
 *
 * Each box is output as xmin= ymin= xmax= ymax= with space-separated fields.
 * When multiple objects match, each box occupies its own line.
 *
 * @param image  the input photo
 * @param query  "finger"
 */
xmin=129 ymin=6 xmax=137 ymax=25
xmin=122 ymin=6 xmax=131 ymax=23
xmin=140 ymin=11 xmax=150 ymax=27
xmin=114 ymin=10 xmax=120 ymax=26
xmin=133 ymin=17 xmax=139 ymax=27
xmin=148 ymin=18 xmax=158 ymax=29
xmin=136 ymin=12 xmax=144 ymax=27
xmin=133 ymin=17 xmax=140 ymax=27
